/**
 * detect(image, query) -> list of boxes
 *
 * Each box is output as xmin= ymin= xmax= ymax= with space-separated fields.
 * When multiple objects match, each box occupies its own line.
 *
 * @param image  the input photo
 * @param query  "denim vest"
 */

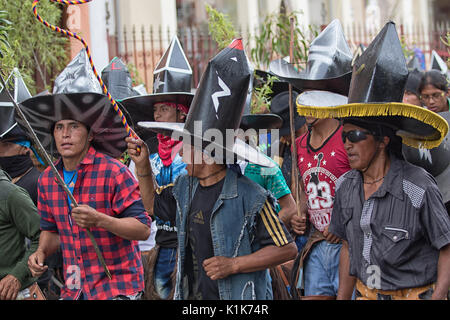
xmin=172 ymin=169 xmax=273 ymax=300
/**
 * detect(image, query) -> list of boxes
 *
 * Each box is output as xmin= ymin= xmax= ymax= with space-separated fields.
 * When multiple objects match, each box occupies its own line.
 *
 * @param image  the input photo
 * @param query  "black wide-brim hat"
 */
xmin=270 ymin=91 xmax=306 ymax=136
xmin=296 ymin=22 xmax=449 ymax=149
xmin=119 ymin=92 xmax=194 ymax=123
xmin=137 ymin=39 xmax=274 ymax=168
xmin=269 ymin=58 xmax=352 ymax=96
xmin=402 ymin=111 xmax=450 ymax=177
xmin=269 ymin=19 xmax=353 ymax=96
xmin=119 ymin=35 xmax=194 ymax=141
xmin=17 ymin=93 xmax=128 ymax=158
xmin=1 ymin=69 xmax=32 ymax=141
xmin=240 ymin=113 xmax=283 ymax=131
xmin=119 ymin=92 xmax=194 ymax=142
xmin=137 ymin=121 xmax=274 ymax=167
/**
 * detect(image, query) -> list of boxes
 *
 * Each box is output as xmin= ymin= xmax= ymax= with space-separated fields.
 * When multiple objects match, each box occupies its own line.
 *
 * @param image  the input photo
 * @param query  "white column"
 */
xmin=118 ymin=0 xmax=177 ymax=50
xmin=291 ymin=0 xmax=310 ymax=35
xmin=341 ymin=0 xmax=354 ymax=43
xmin=401 ymin=0 xmax=414 ymax=42
xmin=160 ymin=0 xmax=178 ymax=47
xmin=88 ymin=0 xmax=110 ymax=71
xmin=237 ymin=0 xmax=259 ymax=47
xmin=265 ymin=0 xmax=282 ymax=15
xmin=418 ymin=0 xmax=431 ymax=68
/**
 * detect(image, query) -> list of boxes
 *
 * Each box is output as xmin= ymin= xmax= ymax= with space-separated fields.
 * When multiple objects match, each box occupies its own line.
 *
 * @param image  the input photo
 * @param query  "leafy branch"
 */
xmin=0 ymin=10 xmax=11 ymax=60
xmin=251 ymin=11 xmax=318 ymax=70
xmin=442 ymin=32 xmax=450 ymax=64
xmin=0 ymin=0 xmax=68 ymax=94
xmin=205 ymin=4 xmax=236 ymax=51
xmin=251 ymin=74 xmax=279 ymax=114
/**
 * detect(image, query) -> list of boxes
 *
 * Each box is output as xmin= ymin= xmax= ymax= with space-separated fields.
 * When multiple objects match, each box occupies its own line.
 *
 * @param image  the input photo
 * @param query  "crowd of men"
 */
xmin=0 ymin=19 xmax=449 ymax=300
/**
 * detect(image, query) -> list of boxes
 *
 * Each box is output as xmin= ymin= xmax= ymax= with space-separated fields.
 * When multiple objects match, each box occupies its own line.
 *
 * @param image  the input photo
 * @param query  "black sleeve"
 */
xmin=255 ymin=199 xmax=293 ymax=247
xmin=420 ymin=184 xmax=450 ymax=250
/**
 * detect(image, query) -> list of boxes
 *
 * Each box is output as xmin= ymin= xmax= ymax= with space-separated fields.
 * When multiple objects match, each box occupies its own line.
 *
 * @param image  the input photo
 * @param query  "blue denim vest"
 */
xmin=172 ymin=168 xmax=273 ymax=300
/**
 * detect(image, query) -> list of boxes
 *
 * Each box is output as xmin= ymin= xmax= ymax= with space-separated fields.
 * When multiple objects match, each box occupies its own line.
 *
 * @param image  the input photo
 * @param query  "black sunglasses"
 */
xmin=342 ymin=130 xmax=373 ymax=143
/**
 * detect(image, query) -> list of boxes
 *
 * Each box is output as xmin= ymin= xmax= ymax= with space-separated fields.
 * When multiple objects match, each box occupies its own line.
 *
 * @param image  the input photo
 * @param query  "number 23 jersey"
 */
xmin=295 ymin=126 xmax=351 ymax=232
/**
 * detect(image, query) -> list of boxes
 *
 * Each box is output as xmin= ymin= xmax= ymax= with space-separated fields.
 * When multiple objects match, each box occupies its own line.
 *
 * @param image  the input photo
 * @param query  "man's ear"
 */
xmin=178 ymin=112 xmax=186 ymax=122
xmin=380 ymin=136 xmax=390 ymax=149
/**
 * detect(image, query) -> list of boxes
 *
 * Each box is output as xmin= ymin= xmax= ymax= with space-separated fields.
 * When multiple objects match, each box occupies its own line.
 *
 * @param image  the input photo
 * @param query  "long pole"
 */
xmin=0 ymin=74 xmax=112 ymax=280
xmin=288 ymin=17 xmax=302 ymax=218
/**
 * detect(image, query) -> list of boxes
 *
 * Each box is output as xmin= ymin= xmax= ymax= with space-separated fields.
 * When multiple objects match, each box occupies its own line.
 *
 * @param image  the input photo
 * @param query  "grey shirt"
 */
xmin=330 ymin=156 xmax=450 ymax=291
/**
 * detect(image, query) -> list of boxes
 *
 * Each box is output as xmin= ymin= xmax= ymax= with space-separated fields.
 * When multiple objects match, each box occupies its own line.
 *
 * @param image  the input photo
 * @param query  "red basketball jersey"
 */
xmin=295 ymin=126 xmax=351 ymax=232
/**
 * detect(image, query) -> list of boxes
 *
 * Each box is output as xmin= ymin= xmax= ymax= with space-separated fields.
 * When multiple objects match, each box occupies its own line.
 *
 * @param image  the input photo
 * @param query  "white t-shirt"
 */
xmin=129 ymin=160 xmax=157 ymax=252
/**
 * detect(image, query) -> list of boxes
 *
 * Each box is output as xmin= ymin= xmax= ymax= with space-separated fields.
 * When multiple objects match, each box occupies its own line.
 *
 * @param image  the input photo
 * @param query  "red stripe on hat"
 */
xmin=229 ymin=39 xmax=243 ymax=50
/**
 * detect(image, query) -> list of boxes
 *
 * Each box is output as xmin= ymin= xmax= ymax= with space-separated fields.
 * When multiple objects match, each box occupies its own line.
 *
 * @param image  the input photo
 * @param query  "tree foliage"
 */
xmin=251 ymin=11 xmax=318 ymax=70
xmin=442 ymin=32 xmax=450 ymax=65
xmin=0 ymin=10 xmax=11 ymax=59
xmin=205 ymin=4 xmax=236 ymax=51
xmin=0 ymin=0 xmax=68 ymax=94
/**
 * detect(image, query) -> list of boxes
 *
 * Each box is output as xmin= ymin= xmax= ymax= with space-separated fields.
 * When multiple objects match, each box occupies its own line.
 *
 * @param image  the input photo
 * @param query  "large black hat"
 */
xmin=138 ymin=39 xmax=274 ymax=167
xmin=430 ymin=50 xmax=449 ymax=77
xmin=101 ymin=57 xmax=140 ymax=102
xmin=296 ymin=22 xmax=448 ymax=149
xmin=407 ymin=55 xmax=424 ymax=72
xmin=101 ymin=57 xmax=155 ymax=143
xmin=0 ymin=69 xmax=32 ymax=141
xmin=269 ymin=19 xmax=353 ymax=96
xmin=403 ymin=111 xmax=450 ymax=176
xmin=352 ymin=43 xmax=367 ymax=67
xmin=270 ymin=91 xmax=306 ymax=137
xmin=402 ymin=111 xmax=450 ymax=204
xmin=17 ymin=49 xmax=129 ymax=158
xmin=404 ymin=69 xmax=423 ymax=97
xmin=120 ymin=36 xmax=194 ymax=124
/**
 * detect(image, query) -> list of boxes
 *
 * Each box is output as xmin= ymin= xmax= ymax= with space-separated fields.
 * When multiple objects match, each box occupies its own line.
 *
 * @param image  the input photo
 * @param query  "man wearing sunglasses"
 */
xmin=297 ymin=23 xmax=450 ymax=300
xmin=333 ymin=119 xmax=449 ymax=300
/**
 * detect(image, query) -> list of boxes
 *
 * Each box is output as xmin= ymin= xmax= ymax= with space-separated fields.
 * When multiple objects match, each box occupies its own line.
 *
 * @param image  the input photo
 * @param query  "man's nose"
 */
xmin=62 ymin=126 xmax=71 ymax=137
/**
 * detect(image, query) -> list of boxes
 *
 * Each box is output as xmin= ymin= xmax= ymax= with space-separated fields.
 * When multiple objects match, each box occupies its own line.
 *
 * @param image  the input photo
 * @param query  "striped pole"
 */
xmin=32 ymin=0 xmax=139 ymax=145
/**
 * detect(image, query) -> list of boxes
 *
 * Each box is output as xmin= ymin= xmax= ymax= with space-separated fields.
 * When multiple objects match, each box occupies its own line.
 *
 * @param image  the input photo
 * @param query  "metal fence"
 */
xmin=108 ymin=21 xmax=449 ymax=92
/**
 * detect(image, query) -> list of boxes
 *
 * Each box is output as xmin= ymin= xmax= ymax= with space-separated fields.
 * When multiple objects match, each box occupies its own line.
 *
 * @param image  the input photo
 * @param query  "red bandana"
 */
xmin=157 ymin=133 xmax=183 ymax=166
xmin=162 ymin=102 xmax=189 ymax=115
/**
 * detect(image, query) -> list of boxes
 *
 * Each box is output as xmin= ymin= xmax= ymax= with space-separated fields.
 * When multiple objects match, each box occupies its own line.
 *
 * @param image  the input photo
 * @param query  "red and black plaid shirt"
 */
xmin=38 ymin=146 xmax=151 ymax=300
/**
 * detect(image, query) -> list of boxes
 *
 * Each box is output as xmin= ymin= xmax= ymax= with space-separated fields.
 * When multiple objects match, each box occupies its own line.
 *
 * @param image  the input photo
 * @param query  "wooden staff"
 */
xmin=288 ymin=17 xmax=302 ymax=218
xmin=0 ymin=73 xmax=112 ymax=280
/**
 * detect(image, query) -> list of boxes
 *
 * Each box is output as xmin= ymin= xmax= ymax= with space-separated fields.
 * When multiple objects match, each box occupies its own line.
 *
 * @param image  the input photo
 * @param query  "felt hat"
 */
xmin=119 ymin=36 xmax=194 ymax=124
xmin=101 ymin=57 xmax=155 ymax=143
xmin=269 ymin=19 xmax=353 ymax=96
xmin=407 ymin=55 xmax=424 ymax=72
xmin=17 ymin=49 xmax=129 ymax=158
xmin=0 ymin=68 xmax=32 ymax=141
xmin=430 ymin=50 xmax=449 ymax=77
xmin=101 ymin=57 xmax=141 ymax=102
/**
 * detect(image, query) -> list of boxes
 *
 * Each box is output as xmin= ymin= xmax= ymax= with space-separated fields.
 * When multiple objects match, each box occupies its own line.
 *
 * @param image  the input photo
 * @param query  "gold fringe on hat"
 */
xmin=296 ymin=102 xmax=449 ymax=149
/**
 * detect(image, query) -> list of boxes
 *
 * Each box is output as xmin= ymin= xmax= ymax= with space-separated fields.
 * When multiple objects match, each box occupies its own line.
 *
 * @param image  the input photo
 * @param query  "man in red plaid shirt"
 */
xmin=24 ymin=50 xmax=152 ymax=300
xmin=27 ymin=118 xmax=151 ymax=299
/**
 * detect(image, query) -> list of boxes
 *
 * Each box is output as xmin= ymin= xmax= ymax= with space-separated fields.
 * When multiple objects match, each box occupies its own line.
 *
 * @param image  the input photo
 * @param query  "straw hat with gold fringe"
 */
xmin=296 ymin=21 xmax=448 ymax=150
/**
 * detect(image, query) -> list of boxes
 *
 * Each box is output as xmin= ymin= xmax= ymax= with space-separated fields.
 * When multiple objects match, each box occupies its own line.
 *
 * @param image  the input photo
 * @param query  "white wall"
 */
xmin=89 ymin=0 xmax=110 ymax=71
